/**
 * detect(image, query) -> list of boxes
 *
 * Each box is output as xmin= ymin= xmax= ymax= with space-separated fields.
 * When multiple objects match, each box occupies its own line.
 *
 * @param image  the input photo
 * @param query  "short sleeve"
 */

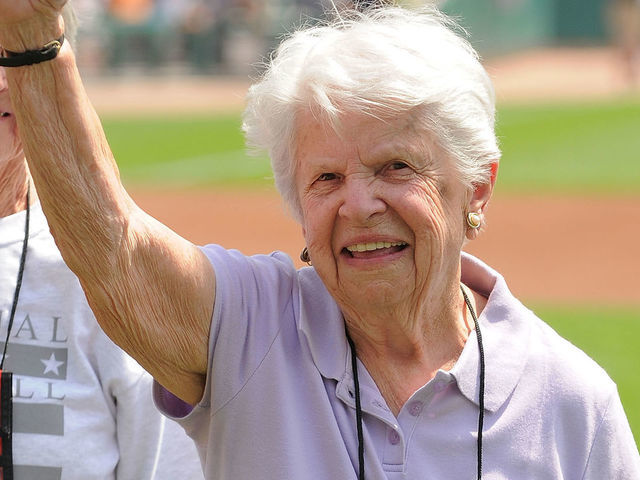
xmin=582 ymin=387 xmax=640 ymax=479
xmin=202 ymin=246 xmax=298 ymax=410
xmin=154 ymin=246 xmax=300 ymax=453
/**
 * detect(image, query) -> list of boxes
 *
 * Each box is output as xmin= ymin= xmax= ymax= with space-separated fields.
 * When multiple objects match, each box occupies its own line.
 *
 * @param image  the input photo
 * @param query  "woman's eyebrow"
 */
xmin=367 ymin=141 xmax=431 ymax=165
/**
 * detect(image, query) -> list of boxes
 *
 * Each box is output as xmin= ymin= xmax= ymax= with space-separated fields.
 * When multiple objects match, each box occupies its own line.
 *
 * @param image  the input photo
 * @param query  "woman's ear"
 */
xmin=465 ymin=162 xmax=498 ymax=240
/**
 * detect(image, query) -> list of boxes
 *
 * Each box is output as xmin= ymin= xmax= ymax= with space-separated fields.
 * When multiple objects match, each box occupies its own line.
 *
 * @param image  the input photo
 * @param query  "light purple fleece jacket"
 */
xmin=155 ymin=246 xmax=640 ymax=479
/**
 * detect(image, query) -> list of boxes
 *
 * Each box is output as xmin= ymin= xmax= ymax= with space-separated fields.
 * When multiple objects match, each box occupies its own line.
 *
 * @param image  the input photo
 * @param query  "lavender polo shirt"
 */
xmin=154 ymin=247 xmax=640 ymax=479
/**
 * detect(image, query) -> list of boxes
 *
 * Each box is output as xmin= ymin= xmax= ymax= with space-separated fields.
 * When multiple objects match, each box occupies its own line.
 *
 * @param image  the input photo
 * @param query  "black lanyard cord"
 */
xmin=461 ymin=285 xmax=485 ymax=480
xmin=346 ymin=331 xmax=365 ymax=480
xmin=345 ymin=284 xmax=486 ymax=480
xmin=2 ymin=184 xmax=31 ymax=370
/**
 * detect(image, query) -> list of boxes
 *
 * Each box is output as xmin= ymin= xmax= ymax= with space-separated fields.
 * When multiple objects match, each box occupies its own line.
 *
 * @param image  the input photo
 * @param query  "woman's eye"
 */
xmin=390 ymin=161 xmax=409 ymax=170
xmin=317 ymin=172 xmax=337 ymax=181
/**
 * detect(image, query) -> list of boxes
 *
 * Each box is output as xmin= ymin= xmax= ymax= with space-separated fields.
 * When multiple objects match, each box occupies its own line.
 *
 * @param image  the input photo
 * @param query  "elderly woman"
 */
xmin=0 ymin=5 xmax=203 ymax=480
xmin=1 ymin=2 xmax=638 ymax=479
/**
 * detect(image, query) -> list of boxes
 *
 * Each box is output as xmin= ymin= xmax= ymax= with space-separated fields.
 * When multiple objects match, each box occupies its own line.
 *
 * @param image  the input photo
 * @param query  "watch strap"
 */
xmin=0 ymin=35 xmax=65 ymax=67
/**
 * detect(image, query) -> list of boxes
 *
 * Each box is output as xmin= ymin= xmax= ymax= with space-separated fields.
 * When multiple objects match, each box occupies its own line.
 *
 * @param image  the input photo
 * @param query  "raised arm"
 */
xmin=0 ymin=1 xmax=215 ymax=405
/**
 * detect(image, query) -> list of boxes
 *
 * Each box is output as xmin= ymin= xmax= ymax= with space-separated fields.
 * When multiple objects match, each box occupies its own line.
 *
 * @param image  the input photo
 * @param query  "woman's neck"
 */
xmin=344 ymin=280 xmax=484 ymax=416
xmin=0 ymin=156 xmax=34 ymax=217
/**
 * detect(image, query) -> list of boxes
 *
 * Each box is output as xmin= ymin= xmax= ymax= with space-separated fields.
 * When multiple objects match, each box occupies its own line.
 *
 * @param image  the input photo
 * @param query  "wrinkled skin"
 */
xmin=0 ymin=2 xmax=215 ymax=405
xmin=294 ymin=111 xmax=495 ymax=414
xmin=0 ymin=66 xmax=31 ymax=217
xmin=0 ymin=0 xmax=66 ymax=52
xmin=0 ymin=67 xmax=22 ymax=164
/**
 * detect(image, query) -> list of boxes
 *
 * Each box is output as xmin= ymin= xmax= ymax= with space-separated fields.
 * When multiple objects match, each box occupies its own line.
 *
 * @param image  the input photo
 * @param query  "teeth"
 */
xmin=346 ymin=241 xmax=406 ymax=253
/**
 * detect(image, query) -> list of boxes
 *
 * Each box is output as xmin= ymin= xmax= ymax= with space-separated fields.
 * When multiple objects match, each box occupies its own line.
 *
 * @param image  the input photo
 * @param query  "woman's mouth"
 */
xmin=344 ymin=241 xmax=408 ymax=258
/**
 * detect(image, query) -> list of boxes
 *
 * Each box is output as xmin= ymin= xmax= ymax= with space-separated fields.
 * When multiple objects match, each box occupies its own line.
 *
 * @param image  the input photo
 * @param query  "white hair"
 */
xmin=243 ymin=5 xmax=501 ymax=221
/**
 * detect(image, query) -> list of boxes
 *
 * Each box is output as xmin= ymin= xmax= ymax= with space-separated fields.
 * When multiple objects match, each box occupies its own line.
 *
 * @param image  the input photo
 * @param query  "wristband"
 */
xmin=0 ymin=35 xmax=65 ymax=67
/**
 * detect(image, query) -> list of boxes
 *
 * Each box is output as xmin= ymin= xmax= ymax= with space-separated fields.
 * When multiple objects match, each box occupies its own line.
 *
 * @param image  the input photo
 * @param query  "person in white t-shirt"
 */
xmin=0 ymin=5 xmax=204 ymax=480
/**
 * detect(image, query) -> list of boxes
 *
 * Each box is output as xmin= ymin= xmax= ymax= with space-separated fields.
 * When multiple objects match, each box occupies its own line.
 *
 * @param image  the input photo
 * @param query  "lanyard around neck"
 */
xmin=345 ymin=284 xmax=486 ymax=480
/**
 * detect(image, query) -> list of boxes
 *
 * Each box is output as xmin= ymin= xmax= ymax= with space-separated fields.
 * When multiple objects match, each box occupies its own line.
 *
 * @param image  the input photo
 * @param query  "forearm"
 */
xmin=8 ymin=43 xmax=133 ymax=274
xmin=1 ymin=18 xmax=213 ymax=404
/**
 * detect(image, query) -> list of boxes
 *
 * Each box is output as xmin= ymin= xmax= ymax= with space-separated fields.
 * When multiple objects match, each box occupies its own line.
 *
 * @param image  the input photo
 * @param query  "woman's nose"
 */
xmin=338 ymin=176 xmax=386 ymax=224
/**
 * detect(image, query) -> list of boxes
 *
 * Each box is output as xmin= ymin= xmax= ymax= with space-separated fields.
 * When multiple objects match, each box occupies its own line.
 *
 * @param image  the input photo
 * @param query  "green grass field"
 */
xmin=104 ymin=114 xmax=273 ymax=188
xmin=496 ymin=99 xmax=640 ymax=195
xmin=104 ymin=98 xmax=640 ymax=193
xmin=103 ymin=99 xmax=640 ymax=448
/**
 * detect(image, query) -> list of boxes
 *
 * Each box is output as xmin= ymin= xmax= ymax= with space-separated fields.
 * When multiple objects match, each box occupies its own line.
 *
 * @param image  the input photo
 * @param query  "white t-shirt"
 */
xmin=0 ymin=203 xmax=203 ymax=480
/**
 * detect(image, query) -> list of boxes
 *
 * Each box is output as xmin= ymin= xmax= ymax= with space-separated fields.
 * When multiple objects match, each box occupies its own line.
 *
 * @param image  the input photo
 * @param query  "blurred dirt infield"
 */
xmin=131 ymin=190 xmax=639 ymax=305
xmin=85 ymin=47 xmax=640 ymax=305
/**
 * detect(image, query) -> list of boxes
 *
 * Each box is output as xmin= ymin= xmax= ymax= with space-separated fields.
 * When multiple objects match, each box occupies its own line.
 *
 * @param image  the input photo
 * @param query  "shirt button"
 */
xmin=388 ymin=430 xmax=400 ymax=445
xmin=408 ymin=401 xmax=423 ymax=417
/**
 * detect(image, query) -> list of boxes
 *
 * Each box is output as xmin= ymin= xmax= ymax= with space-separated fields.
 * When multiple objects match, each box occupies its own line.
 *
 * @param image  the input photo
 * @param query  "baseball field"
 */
xmin=85 ymin=46 xmax=640 ymax=447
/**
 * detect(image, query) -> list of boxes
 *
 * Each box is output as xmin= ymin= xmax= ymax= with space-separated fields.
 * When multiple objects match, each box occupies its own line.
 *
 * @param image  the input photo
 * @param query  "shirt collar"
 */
xmin=297 ymin=267 xmax=350 ymax=382
xmin=451 ymin=252 xmax=532 ymax=412
xmin=297 ymin=253 xmax=533 ymax=414
xmin=296 ymin=269 xmax=397 ymax=423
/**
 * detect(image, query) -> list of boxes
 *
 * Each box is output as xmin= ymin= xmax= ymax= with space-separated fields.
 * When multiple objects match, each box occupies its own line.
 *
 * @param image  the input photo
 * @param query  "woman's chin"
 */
xmin=335 ymin=276 xmax=414 ymax=314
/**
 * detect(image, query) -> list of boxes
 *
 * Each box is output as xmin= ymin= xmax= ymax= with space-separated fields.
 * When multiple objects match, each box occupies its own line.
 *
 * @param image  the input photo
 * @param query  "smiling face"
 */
xmin=294 ymin=111 xmax=487 ymax=320
xmin=0 ymin=67 xmax=23 ymax=166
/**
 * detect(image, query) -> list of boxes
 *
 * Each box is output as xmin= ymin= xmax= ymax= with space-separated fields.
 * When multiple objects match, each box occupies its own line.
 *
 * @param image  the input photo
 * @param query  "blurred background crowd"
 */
xmin=74 ymin=0 xmax=374 ymax=75
xmin=71 ymin=0 xmax=640 ymax=86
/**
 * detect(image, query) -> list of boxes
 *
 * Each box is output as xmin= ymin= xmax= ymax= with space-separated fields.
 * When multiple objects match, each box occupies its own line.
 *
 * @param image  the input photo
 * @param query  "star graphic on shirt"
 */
xmin=41 ymin=353 xmax=65 ymax=376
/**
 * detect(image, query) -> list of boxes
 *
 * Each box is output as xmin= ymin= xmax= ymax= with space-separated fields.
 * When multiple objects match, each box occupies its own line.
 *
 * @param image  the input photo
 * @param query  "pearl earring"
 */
xmin=467 ymin=212 xmax=481 ymax=229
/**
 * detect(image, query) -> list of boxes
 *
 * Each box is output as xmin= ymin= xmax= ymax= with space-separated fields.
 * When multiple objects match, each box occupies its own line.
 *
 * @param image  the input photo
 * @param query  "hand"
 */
xmin=0 ymin=0 xmax=67 ymax=52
